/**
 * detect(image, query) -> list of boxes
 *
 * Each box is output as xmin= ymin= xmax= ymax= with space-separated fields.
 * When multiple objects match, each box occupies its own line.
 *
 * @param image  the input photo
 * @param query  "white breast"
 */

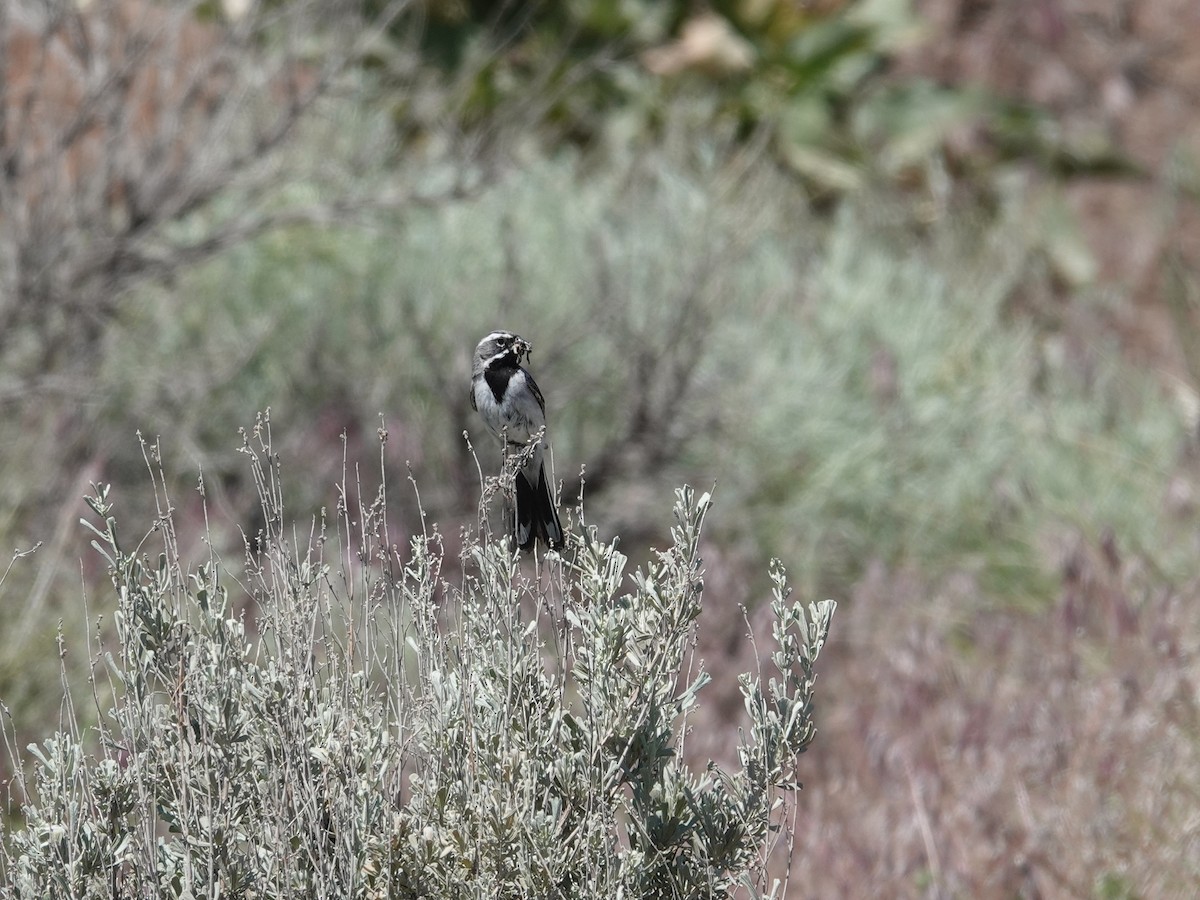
xmin=474 ymin=370 xmax=546 ymax=445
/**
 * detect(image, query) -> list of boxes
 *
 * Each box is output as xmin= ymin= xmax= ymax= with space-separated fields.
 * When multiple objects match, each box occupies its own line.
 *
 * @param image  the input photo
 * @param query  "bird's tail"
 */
xmin=515 ymin=464 xmax=563 ymax=551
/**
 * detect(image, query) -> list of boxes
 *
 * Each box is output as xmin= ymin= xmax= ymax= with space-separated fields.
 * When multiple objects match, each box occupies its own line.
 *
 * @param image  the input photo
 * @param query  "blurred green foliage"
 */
xmin=731 ymin=207 xmax=1186 ymax=598
xmin=386 ymin=0 xmax=1126 ymax=195
xmin=101 ymin=143 xmax=1188 ymax=608
xmin=388 ymin=0 xmax=960 ymax=188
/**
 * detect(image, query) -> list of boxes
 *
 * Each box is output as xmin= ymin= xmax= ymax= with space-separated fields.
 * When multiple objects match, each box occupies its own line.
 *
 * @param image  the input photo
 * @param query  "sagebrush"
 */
xmin=0 ymin=418 xmax=834 ymax=898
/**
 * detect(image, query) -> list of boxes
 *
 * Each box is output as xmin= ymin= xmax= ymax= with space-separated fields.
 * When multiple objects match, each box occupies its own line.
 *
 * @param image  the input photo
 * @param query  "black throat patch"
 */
xmin=484 ymin=356 xmax=519 ymax=404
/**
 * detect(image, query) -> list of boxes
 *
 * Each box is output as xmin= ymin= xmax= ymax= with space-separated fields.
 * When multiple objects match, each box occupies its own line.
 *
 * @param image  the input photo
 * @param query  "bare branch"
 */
xmin=0 ymin=0 xmax=421 ymax=386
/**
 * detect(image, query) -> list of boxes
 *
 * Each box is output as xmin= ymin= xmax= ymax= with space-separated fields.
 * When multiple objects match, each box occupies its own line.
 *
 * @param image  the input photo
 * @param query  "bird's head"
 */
xmin=474 ymin=331 xmax=531 ymax=373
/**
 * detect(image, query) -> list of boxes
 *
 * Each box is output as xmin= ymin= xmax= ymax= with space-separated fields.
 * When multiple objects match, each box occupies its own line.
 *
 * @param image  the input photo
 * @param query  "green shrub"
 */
xmin=0 ymin=419 xmax=834 ymax=898
xmin=725 ymin=206 xmax=1189 ymax=600
xmin=107 ymin=151 xmax=1189 ymax=607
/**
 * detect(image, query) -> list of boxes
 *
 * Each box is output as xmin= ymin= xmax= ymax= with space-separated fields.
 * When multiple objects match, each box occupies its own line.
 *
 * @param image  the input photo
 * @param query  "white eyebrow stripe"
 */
xmin=482 ymin=330 xmax=516 ymax=344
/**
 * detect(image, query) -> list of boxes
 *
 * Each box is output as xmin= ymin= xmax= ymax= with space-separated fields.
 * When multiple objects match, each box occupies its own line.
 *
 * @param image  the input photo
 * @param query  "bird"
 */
xmin=470 ymin=330 xmax=565 ymax=551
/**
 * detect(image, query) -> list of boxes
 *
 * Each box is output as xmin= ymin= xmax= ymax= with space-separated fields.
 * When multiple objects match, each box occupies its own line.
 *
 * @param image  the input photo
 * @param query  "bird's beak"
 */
xmin=515 ymin=338 xmax=532 ymax=358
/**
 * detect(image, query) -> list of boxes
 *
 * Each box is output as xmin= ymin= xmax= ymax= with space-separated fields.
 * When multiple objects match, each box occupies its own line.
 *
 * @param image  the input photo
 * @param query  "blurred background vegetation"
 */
xmin=3 ymin=0 xmax=1200 ymax=894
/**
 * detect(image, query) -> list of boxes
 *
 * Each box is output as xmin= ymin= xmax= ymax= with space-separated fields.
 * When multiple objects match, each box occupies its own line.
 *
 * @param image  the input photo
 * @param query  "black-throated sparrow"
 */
xmin=471 ymin=331 xmax=565 ymax=551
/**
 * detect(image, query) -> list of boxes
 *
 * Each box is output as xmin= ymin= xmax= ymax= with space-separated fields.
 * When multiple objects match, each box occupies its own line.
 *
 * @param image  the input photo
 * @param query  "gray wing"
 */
xmin=523 ymin=368 xmax=546 ymax=416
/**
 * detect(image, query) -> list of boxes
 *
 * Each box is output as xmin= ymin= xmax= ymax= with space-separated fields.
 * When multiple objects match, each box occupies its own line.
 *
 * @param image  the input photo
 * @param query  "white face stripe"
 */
xmin=481 ymin=330 xmax=518 ymax=345
xmin=484 ymin=349 xmax=514 ymax=368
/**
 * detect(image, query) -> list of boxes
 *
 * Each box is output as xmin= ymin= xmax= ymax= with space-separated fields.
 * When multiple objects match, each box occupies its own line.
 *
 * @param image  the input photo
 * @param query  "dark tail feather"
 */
xmin=534 ymin=463 xmax=564 ymax=550
xmin=514 ymin=470 xmax=537 ymax=550
xmin=514 ymin=465 xmax=563 ymax=551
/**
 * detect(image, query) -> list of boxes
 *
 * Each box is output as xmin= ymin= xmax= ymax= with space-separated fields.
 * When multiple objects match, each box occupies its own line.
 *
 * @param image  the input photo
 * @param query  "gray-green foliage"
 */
xmin=0 ymin=420 xmax=834 ymax=898
xmin=108 ymin=144 xmax=1189 ymax=605
xmin=727 ymin=206 xmax=1189 ymax=598
xmin=103 ymin=144 xmax=813 ymax=534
